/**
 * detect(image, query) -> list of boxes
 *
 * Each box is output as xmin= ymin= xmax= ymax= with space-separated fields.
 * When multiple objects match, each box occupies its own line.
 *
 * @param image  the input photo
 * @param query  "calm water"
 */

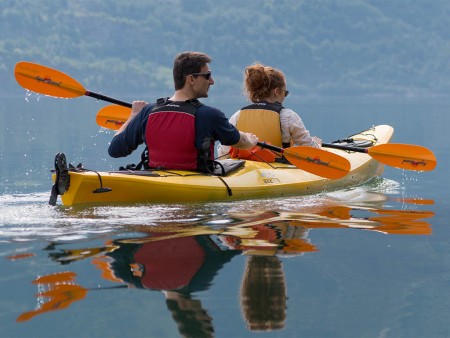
xmin=1 ymin=95 xmax=449 ymax=338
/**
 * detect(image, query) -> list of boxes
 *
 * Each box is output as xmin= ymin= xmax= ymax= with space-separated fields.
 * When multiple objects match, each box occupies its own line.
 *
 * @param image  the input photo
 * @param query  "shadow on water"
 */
xmin=9 ymin=190 xmax=434 ymax=336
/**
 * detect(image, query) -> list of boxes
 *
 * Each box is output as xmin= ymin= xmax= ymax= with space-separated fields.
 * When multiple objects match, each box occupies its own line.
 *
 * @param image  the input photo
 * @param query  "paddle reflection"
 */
xmin=16 ymin=272 xmax=88 ymax=322
xmin=16 ymin=202 xmax=434 ymax=335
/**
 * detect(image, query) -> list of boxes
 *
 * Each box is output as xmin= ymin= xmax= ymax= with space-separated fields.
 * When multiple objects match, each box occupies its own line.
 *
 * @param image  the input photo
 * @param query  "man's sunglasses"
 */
xmin=191 ymin=71 xmax=212 ymax=80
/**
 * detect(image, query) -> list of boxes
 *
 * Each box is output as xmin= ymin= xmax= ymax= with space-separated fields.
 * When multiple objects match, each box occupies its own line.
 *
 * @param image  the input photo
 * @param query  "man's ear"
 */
xmin=186 ymin=74 xmax=194 ymax=85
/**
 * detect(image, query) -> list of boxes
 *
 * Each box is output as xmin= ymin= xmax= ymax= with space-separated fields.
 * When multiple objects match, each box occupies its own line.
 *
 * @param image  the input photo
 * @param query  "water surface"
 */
xmin=1 ymin=96 xmax=448 ymax=337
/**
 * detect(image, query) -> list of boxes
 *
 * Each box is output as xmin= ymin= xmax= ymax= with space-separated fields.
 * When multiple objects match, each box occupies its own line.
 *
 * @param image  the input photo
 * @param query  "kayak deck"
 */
xmin=52 ymin=125 xmax=394 ymax=206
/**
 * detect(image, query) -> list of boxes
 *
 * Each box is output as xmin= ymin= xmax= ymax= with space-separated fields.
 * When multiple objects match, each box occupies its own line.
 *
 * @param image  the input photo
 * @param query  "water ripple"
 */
xmin=0 ymin=178 xmax=432 ymax=243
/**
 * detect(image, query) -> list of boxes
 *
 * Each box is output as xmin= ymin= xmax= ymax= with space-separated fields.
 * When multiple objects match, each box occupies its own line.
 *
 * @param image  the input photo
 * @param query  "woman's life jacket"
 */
xmin=236 ymin=101 xmax=287 ymax=148
xmin=229 ymin=101 xmax=284 ymax=162
xmin=145 ymin=98 xmax=213 ymax=171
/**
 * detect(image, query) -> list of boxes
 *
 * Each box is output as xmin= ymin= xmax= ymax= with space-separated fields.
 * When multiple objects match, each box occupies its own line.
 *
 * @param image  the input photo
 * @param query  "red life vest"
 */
xmin=133 ymin=236 xmax=206 ymax=290
xmin=146 ymin=99 xmax=210 ymax=170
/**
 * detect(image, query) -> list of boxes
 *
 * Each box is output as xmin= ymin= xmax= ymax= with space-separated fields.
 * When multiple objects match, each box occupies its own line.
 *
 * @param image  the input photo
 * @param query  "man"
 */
xmin=108 ymin=51 xmax=258 ymax=171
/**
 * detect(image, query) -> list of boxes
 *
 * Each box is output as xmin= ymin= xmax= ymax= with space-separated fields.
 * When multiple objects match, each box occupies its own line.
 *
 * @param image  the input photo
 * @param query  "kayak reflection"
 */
xmin=17 ymin=202 xmax=434 ymax=335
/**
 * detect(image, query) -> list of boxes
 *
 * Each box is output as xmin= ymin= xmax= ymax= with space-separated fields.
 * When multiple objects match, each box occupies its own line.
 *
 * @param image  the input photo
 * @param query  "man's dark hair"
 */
xmin=173 ymin=52 xmax=212 ymax=90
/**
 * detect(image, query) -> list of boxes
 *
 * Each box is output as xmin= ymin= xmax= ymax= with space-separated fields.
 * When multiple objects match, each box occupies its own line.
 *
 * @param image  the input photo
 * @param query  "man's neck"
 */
xmin=170 ymin=89 xmax=195 ymax=102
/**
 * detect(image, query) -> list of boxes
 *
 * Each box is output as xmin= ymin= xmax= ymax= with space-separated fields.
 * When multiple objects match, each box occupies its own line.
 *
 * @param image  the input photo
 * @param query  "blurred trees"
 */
xmin=2 ymin=0 xmax=450 ymax=97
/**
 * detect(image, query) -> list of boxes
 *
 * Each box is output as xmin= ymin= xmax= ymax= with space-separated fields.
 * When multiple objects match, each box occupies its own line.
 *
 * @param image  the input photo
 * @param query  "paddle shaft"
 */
xmin=322 ymin=142 xmax=368 ymax=153
xmin=86 ymin=91 xmax=131 ymax=108
xmin=256 ymin=142 xmax=285 ymax=153
xmin=261 ymin=141 xmax=370 ymax=155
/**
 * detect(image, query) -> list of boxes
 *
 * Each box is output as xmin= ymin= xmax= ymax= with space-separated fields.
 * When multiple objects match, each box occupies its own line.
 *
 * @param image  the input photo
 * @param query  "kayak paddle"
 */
xmin=96 ymin=105 xmax=351 ymax=179
xmin=14 ymin=61 xmax=131 ymax=107
xmin=322 ymin=142 xmax=436 ymax=171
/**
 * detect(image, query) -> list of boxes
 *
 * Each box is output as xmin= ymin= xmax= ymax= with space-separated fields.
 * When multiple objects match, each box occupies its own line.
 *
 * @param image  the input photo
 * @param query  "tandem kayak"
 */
xmin=50 ymin=125 xmax=394 ymax=206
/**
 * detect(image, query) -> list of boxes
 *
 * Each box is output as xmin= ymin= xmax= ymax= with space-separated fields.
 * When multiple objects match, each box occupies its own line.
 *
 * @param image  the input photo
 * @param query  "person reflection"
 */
xmin=39 ymin=220 xmax=311 ymax=334
xmin=241 ymin=255 xmax=287 ymax=331
xmin=98 ymin=233 xmax=240 ymax=338
xmin=219 ymin=218 xmax=316 ymax=331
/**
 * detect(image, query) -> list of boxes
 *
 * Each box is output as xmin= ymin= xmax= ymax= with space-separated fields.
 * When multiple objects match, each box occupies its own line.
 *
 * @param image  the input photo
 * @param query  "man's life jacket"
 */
xmin=93 ymin=236 xmax=206 ymax=291
xmin=133 ymin=236 xmax=206 ymax=290
xmin=236 ymin=101 xmax=287 ymax=148
xmin=145 ymin=98 xmax=213 ymax=171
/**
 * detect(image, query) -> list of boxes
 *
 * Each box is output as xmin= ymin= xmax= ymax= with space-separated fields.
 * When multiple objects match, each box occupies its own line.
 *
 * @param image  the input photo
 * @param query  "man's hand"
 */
xmin=233 ymin=132 xmax=258 ymax=149
xmin=114 ymin=100 xmax=148 ymax=135
xmin=131 ymin=100 xmax=148 ymax=117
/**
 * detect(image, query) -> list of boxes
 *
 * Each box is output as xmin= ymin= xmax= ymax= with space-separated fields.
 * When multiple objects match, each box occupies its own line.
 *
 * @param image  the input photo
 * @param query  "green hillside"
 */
xmin=2 ymin=0 xmax=450 ymax=98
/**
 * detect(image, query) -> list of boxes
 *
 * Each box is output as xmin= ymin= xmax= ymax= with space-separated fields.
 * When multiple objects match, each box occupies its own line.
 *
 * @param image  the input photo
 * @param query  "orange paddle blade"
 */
xmin=283 ymin=146 xmax=351 ymax=179
xmin=14 ymin=61 xmax=86 ymax=98
xmin=96 ymin=105 xmax=130 ymax=130
xmin=368 ymin=143 xmax=437 ymax=171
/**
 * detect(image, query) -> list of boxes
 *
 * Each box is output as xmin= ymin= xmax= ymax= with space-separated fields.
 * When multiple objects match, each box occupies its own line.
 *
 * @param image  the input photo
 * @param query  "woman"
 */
xmin=218 ymin=63 xmax=321 ymax=158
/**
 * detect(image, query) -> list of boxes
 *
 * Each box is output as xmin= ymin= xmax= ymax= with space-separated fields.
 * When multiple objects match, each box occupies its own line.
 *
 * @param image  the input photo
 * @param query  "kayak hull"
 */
xmin=54 ymin=125 xmax=394 ymax=206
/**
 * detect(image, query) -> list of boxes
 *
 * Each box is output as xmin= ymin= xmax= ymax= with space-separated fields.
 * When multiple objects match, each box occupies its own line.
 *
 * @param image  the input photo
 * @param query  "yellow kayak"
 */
xmin=51 ymin=125 xmax=394 ymax=206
